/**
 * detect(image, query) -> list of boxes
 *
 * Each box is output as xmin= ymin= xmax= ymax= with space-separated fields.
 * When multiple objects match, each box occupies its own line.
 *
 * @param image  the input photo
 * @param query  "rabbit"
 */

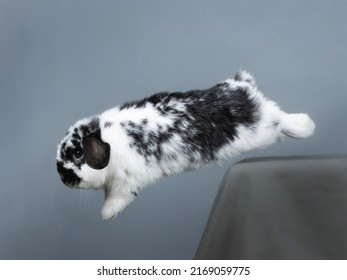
xmin=56 ymin=71 xmax=315 ymax=221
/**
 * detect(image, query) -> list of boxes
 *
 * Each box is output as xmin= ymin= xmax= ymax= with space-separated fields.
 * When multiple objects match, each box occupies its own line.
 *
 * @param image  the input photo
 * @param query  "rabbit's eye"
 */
xmin=72 ymin=148 xmax=84 ymax=163
xmin=74 ymin=148 xmax=83 ymax=158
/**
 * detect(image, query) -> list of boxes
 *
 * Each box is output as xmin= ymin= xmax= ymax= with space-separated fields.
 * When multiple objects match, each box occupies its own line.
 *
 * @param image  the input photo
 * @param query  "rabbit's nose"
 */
xmin=56 ymin=161 xmax=81 ymax=187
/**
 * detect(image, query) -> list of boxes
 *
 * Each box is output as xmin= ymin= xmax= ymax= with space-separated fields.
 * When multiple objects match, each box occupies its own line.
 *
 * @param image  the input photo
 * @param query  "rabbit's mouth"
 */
xmin=56 ymin=161 xmax=82 ymax=188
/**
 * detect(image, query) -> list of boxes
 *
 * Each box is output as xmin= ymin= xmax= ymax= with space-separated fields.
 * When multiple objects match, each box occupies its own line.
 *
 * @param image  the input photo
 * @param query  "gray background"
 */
xmin=0 ymin=0 xmax=346 ymax=259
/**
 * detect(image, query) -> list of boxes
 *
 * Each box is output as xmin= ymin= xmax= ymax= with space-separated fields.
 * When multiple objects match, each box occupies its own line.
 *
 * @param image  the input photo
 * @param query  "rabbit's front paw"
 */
xmin=101 ymin=199 xmax=125 ymax=221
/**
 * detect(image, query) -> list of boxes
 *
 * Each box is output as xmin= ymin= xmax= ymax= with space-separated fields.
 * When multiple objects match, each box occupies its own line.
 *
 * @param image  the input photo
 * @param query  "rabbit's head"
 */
xmin=56 ymin=117 xmax=110 ymax=189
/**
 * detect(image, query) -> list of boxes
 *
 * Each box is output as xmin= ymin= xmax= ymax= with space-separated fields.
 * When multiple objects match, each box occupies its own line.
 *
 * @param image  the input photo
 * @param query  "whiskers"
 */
xmin=72 ymin=187 xmax=92 ymax=207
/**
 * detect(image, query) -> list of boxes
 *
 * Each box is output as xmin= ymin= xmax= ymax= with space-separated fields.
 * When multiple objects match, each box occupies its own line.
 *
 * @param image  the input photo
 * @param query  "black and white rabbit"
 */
xmin=56 ymin=71 xmax=315 ymax=221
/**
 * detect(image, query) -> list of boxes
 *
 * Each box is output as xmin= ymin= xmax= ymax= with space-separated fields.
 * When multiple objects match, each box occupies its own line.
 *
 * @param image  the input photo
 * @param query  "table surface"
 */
xmin=195 ymin=156 xmax=347 ymax=259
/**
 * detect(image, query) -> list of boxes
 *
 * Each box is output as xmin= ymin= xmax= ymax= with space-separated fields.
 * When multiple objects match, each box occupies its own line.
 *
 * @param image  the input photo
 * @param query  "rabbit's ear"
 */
xmin=82 ymin=135 xmax=110 ymax=169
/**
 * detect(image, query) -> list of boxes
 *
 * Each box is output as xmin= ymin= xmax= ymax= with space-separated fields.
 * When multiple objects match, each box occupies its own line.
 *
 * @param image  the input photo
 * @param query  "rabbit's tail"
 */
xmin=281 ymin=113 xmax=315 ymax=139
